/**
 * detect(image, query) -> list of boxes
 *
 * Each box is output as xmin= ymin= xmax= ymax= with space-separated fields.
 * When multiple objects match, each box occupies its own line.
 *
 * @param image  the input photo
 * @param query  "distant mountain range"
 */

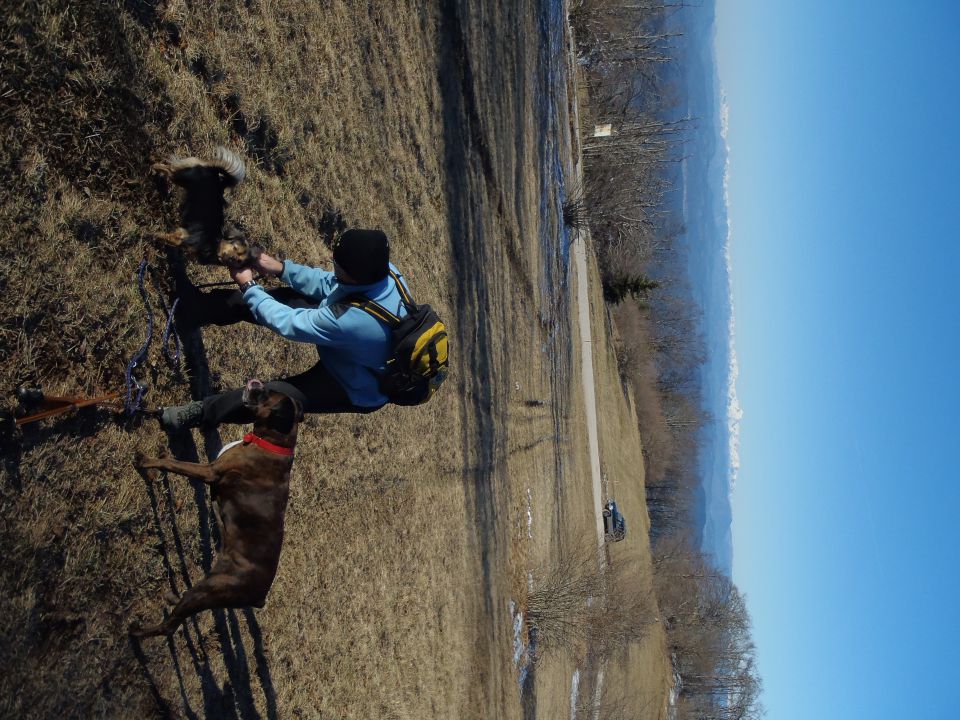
xmin=671 ymin=0 xmax=738 ymax=574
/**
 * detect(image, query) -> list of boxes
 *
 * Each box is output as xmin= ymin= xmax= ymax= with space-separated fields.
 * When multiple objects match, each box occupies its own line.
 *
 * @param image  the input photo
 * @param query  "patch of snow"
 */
xmin=591 ymin=667 xmax=605 ymax=720
xmin=510 ymin=600 xmax=525 ymax=667
xmin=510 ymin=599 xmax=535 ymax=691
xmin=526 ymin=488 xmax=534 ymax=539
xmin=569 ymin=668 xmax=581 ymax=719
xmin=667 ymin=654 xmax=682 ymax=720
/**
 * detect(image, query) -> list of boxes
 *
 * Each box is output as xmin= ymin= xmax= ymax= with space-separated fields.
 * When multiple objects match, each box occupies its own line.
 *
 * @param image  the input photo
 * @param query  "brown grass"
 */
xmin=0 ymin=0 xmax=670 ymax=717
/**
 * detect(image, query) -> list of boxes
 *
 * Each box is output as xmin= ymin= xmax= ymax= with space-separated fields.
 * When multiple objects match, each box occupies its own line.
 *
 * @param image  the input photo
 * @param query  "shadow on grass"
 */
xmin=438 ymin=0 xmax=499 ymax=620
xmin=129 ymin=635 xmax=177 ymax=720
xmin=129 ymin=252 xmax=278 ymax=720
xmin=0 ymin=405 xmax=131 ymax=491
xmin=437 ymin=2 xmax=515 ymax=715
xmin=521 ymin=663 xmax=538 ymax=720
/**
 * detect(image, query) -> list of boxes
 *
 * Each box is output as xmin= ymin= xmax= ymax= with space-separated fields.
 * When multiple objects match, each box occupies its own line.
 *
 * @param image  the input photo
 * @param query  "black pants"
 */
xmin=178 ymin=286 xmax=383 ymax=426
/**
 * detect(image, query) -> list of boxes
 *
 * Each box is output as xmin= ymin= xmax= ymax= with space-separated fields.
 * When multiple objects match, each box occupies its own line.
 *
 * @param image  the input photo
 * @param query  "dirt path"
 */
xmin=556 ymin=0 xmax=606 ymax=552
xmin=570 ymin=222 xmax=615 ymax=720
xmin=565 ymin=15 xmax=613 ymax=713
xmin=573 ymin=227 xmax=607 ymax=548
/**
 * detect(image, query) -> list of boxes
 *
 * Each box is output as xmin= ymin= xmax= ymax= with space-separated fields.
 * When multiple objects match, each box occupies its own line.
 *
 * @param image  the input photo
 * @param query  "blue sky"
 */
xmin=716 ymin=1 xmax=960 ymax=718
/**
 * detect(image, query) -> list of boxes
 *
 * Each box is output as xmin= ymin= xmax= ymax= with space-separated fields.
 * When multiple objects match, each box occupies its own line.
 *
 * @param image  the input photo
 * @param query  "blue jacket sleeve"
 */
xmin=280 ymin=260 xmax=337 ymax=301
xmin=244 ymin=286 xmax=350 ymax=347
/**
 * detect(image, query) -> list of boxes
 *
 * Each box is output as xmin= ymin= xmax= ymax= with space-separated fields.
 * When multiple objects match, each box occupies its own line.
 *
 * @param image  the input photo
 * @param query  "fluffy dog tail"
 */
xmin=161 ymin=147 xmax=246 ymax=186
xmin=210 ymin=147 xmax=246 ymax=186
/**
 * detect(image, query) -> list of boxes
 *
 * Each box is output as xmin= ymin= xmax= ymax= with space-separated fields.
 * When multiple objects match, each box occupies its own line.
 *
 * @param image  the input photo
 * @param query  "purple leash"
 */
xmin=159 ymin=294 xmax=181 ymax=363
xmin=124 ymin=260 xmax=152 ymax=414
xmin=124 ymin=260 xmax=182 ymax=414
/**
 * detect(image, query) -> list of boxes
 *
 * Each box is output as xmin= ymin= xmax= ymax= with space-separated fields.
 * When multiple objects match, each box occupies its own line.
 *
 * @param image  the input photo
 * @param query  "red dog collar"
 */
xmin=243 ymin=432 xmax=295 ymax=456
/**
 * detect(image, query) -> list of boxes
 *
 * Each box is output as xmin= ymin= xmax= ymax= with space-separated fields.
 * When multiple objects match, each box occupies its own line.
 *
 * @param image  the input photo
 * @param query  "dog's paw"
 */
xmin=128 ymin=621 xmax=144 ymax=637
xmin=133 ymin=453 xmax=160 ymax=481
xmin=151 ymin=162 xmax=172 ymax=178
xmin=153 ymin=228 xmax=187 ymax=248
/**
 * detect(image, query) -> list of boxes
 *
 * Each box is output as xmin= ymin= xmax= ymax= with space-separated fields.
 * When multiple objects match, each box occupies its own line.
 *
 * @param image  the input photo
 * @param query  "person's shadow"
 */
xmin=130 ymin=250 xmax=279 ymax=720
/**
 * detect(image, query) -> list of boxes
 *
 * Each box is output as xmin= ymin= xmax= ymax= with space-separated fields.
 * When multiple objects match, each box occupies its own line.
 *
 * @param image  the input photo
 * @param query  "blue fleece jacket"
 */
xmin=242 ymin=260 xmax=409 ymax=407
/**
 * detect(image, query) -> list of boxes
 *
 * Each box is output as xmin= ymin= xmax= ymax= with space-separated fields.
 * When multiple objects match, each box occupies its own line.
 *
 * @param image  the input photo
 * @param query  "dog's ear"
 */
xmin=293 ymin=398 xmax=304 ymax=422
xmin=268 ymin=394 xmax=298 ymax=434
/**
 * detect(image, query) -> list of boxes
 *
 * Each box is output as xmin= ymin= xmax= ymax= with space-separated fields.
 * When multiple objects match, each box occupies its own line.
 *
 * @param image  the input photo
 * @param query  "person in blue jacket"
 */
xmin=159 ymin=229 xmax=408 ymax=431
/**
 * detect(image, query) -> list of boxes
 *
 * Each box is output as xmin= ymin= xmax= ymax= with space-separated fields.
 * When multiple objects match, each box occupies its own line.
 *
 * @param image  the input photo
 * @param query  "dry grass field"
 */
xmin=0 ymin=0 xmax=668 ymax=717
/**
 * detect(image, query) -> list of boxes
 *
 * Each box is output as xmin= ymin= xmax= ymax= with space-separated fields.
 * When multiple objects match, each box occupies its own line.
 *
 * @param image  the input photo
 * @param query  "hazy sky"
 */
xmin=715 ymin=1 xmax=960 ymax=718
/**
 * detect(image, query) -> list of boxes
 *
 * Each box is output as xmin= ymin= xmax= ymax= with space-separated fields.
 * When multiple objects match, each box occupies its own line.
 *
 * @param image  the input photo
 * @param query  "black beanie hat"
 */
xmin=332 ymin=229 xmax=390 ymax=284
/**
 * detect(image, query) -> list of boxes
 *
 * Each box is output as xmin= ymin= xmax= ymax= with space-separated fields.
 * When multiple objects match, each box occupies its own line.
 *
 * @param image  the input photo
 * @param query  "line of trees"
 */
xmin=570 ymin=2 xmax=764 ymax=718
xmin=573 ymin=0 xmax=707 ymax=543
xmin=654 ymin=535 xmax=763 ymax=720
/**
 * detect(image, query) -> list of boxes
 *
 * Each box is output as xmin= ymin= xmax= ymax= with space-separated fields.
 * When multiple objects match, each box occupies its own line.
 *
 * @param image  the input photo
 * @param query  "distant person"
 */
xmin=159 ymin=229 xmax=417 ymax=430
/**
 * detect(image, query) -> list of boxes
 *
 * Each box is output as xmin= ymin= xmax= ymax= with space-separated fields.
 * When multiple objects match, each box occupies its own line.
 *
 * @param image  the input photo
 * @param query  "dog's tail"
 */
xmin=161 ymin=147 xmax=246 ymax=186
xmin=210 ymin=147 xmax=246 ymax=186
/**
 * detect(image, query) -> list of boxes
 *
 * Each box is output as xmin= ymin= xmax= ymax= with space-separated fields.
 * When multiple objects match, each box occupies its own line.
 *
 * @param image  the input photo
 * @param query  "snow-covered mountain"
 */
xmin=674 ymin=0 xmax=739 ymax=574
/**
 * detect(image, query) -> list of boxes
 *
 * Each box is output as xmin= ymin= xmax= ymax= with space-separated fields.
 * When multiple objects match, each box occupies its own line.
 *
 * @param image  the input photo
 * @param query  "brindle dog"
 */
xmin=152 ymin=146 xmax=262 ymax=268
xmin=130 ymin=384 xmax=302 ymax=638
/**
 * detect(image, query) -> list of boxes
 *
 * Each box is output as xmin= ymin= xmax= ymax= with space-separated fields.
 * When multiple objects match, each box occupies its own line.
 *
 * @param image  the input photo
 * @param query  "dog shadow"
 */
xmin=131 ymin=250 xmax=278 ymax=720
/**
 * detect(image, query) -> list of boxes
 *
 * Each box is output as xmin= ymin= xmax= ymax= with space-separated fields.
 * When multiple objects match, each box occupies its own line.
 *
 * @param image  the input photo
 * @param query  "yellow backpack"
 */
xmin=347 ymin=269 xmax=449 ymax=405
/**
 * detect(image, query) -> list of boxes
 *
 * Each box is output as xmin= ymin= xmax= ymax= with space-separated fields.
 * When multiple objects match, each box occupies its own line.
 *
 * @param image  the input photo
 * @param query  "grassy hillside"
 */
xmin=0 ymin=1 xmax=668 ymax=717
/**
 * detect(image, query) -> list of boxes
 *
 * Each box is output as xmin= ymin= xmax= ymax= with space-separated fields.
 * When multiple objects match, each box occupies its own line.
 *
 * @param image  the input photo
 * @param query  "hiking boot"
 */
xmin=159 ymin=400 xmax=204 ymax=432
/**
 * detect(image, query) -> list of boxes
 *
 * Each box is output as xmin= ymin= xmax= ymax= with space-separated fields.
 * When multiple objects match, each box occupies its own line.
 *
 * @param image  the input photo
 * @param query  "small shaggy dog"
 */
xmin=152 ymin=147 xmax=262 ymax=268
